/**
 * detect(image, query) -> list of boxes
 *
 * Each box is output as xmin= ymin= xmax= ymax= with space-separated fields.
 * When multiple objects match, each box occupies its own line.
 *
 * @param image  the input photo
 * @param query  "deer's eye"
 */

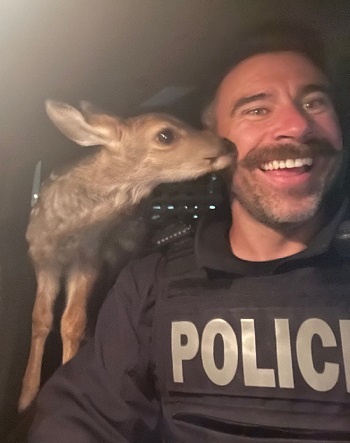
xmin=157 ymin=128 xmax=175 ymax=144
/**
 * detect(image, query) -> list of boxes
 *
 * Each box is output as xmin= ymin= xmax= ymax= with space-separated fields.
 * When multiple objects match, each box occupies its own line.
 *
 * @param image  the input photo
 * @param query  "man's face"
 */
xmin=215 ymin=51 xmax=343 ymax=227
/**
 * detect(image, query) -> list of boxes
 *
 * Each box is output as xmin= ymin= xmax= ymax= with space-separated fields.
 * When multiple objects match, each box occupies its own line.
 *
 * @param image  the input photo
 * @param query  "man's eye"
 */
xmin=245 ymin=108 xmax=269 ymax=116
xmin=303 ymin=96 xmax=332 ymax=112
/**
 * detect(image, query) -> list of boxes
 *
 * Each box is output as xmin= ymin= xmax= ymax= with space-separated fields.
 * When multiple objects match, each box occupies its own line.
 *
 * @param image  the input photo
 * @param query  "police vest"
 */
xmin=152 ymin=227 xmax=350 ymax=442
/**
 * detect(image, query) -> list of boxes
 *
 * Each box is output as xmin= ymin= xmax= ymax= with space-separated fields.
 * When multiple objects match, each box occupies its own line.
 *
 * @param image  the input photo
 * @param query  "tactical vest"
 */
xmin=152 ymin=223 xmax=350 ymax=442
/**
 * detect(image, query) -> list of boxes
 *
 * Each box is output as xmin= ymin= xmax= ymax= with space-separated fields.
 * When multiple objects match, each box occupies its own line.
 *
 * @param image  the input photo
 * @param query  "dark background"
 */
xmin=1 ymin=0 xmax=350 ymax=440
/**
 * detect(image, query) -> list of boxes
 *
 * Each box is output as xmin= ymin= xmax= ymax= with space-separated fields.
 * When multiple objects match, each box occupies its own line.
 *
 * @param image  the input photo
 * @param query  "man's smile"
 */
xmin=258 ymin=157 xmax=315 ymax=186
xmin=260 ymin=157 xmax=313 ymax=171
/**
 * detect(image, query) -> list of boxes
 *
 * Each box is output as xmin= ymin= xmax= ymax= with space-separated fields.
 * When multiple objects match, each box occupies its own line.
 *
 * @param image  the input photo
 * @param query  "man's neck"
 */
xmin=229 ymin=203 xmax=322 ymax=262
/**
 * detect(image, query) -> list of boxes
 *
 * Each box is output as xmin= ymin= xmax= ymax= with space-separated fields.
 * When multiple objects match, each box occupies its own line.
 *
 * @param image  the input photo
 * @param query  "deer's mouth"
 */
xmin=205 ymin=153 xmax=234 ymax=170
xmin=205 ymin=156 xmax=217 ymax=164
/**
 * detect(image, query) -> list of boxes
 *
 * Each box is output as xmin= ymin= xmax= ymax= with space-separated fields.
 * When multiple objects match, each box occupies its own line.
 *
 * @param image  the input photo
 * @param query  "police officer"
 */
xmin=28 ymin=22 xmax=350 ymax=442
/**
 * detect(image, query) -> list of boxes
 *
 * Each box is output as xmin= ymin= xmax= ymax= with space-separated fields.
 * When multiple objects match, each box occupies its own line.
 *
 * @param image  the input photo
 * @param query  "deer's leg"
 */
xmin=61 ymin=265 xmax=98 ymax=364
xmin=18 ymin=266 xmax=61 ymax=411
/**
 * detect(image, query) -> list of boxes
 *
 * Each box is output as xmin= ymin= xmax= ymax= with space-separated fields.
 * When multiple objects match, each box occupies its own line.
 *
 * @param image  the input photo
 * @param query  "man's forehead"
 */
xmin=217 ymin=51 xmax=329 ymax=99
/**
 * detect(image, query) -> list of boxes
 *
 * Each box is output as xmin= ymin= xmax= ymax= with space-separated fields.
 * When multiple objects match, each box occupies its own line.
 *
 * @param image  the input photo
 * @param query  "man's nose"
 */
xmin=273 ymin=104 xmax=311 ymax=141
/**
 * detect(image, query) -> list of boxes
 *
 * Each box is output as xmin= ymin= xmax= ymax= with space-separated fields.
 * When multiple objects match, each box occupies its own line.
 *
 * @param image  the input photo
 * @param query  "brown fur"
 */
xmin=18 ymin=100 xmax=235 ymax=411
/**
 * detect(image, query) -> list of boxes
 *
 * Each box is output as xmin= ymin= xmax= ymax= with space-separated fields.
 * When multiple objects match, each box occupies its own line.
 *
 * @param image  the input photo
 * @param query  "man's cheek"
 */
xmin=216 ymin=114 xmax=233 ymax=139
xmin=315 ymin=115 xmax=342 ymax=150
xmin=230 ymin=128 xmax=267 ymax=161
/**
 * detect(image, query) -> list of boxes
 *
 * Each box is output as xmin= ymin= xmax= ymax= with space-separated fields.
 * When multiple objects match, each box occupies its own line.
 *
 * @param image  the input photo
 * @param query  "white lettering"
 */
xmin=171 ymin=321 xmax=199 ymax=383
xmin=201 ymin=319 xmax=238 ymax=386
xmin=241 ymin=319 xmax=276 ymax=387
xmin=339 ymin=319 xmax=350 ymax=392
xmin=275 ymin=319 xmax=294 ymax=388
xmin=297 ymin=319 xmax=339 ymax=391
xmin=171 ymin=317 xmax=348 ymax=392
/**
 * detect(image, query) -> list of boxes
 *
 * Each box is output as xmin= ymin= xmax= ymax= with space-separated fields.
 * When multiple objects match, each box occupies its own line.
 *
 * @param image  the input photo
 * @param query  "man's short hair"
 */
xmin=208 ymin=20 xmax=326 ymax=97
xmin=201 ymin=21 xmax=328 ymax=129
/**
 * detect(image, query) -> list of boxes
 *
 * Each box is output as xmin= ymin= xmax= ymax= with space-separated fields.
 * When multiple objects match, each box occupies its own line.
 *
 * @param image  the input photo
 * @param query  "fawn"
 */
xmin=18 ymin=100 xmax=235 ymax=411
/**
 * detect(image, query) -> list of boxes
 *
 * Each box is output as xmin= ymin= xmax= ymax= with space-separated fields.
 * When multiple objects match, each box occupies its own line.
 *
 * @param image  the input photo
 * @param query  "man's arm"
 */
xmin=28 ymin=254 xmax=163 ymax=442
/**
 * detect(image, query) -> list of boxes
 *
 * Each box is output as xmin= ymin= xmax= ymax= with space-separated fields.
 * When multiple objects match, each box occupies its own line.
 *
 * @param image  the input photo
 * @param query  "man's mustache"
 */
xmin=240 ymin=139 xmax=340 ymax=170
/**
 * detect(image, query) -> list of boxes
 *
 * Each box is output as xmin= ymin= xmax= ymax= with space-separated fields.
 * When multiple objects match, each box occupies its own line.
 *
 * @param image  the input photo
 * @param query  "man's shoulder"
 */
xmin=119 ymin=231 xmax=197 ymax=294
xmin=331 ymin=197 xmax=350 ymax=257
xmin=124 ymin=249 xmax=167 ymax=280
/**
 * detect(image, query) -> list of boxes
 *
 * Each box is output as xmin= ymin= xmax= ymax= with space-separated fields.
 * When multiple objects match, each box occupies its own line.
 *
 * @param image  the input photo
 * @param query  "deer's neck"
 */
xmin=53 ymin=153 xmax=157 ymax=218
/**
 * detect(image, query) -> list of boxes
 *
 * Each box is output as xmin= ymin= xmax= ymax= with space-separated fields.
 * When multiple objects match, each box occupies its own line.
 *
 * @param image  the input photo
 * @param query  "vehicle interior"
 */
xmin=1 ymin=1 xmax=350 ymax=441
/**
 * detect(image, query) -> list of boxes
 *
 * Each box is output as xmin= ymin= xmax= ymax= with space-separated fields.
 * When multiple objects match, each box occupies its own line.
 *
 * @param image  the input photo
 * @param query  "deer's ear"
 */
xmin=45 ymin=100 xmax=112 ymax=147
xmin=79 ymin=100 xmax=103 ymax=115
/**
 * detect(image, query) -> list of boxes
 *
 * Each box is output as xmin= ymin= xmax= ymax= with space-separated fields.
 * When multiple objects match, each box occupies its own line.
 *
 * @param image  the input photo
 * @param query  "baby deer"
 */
xmin=18 ymin=100 xmax=235 ymax=411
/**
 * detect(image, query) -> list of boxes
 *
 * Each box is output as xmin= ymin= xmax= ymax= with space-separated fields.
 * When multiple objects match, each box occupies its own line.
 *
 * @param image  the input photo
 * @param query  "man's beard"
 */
xmin=231 ymin=139 xmax=342 ymax=229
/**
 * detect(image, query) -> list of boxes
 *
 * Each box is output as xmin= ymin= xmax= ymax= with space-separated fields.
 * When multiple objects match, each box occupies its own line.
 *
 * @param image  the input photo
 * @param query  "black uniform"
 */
xmin=29 ymin=198 xmax=350 ymax=442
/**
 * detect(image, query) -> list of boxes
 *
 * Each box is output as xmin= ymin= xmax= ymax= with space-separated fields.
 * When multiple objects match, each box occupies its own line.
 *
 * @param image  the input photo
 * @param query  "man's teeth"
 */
xmin=260 ymin=158 xmax=313 ymax=171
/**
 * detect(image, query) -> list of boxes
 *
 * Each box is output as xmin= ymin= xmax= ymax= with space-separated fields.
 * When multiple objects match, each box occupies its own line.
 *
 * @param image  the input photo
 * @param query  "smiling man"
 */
xmin=211 ymin=50 xmax=344 ymax=261
xmin=28 ymin=22 xmax=350 ymax=442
